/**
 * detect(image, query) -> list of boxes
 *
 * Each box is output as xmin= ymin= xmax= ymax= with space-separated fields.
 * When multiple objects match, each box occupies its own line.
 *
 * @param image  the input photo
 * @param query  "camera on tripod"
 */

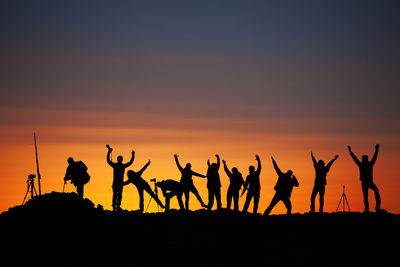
xmin=23 ymin=174 xmax=38 ymax=204
xmin=27 ymin=174 xmax=36 ymax=183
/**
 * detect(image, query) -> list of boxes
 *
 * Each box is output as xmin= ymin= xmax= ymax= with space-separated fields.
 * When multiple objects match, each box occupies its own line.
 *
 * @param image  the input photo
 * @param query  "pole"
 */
xmin=34 ymin=132 xmax=42 ymax=195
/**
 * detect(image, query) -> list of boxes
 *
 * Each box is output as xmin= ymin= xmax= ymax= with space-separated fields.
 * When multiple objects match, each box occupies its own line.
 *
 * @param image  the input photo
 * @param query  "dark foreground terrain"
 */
xmin=1 ymin=192 xmax=399 ymax=267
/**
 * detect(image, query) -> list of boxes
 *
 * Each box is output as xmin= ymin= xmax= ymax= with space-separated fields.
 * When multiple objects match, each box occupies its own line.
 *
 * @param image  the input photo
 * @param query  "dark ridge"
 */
xmin=0 ymin=193 xmax=398 ymax=266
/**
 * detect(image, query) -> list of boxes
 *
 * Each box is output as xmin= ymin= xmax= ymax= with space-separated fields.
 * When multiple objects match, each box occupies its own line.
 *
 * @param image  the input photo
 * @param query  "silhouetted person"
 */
xmin=264 ymin=157 xmax=299 ymax=215
xmin=106 ymin=145 xmax=135 ymax=212
xmin=241 ymin=155 xmax=261 ymax=213
xmin=64 ymin=157 xmax=90 ymax=199
xmin=310 ymin=152 xmax=338 ymax=213
xmin=223 ymin=160 xmax=244 ymax=211
xmin=174 ymin=154 xmax=207 ymax=210
xmin=123 ymin=161 xmax=165 ymax=213
xmin=156 ymin=179 xmax=184 ymax=211
xmin=348 ymin=144 xmax=381 ymax=212
xmin=206 ymin=154 xmax=222 ymax=210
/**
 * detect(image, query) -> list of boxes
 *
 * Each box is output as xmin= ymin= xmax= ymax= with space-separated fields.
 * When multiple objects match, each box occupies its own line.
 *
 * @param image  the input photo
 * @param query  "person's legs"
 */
xmin=319 ymin=186 xmax=326 ymax=212
xmin=242 ymin=192 xmax=253 ymax=213
xmin=112 ymin=185 xmax=117 ymax=211
xmin=282 ymin=197 xmax=292 ymax=215
xmin=226 ymin=186 xmax=233 ymax=210
xmin=138 ymin=189 xmax=144 ymax=213
xmin=233 ymin=190 xmax=240 ymax=211
xmin=208 ymin=188 xmax=214 ymax=210
xmin=361 ymin=182 xmax=369 ymax=212
xmin=77 ymin=184 xmax=84 ymax=200
xmin=263 ymin=193 xmax=280 ymax=216
xmin=253 ymin=190 xmax=260 ymax=214
xmin=177 ymin=192 xmax=185 ymax=210
xmin=165 ymin=195 xmax=171 ymax=211
xmin=190 ymin=184 xmax=207 ymax=208
xmin=216 ymin=187 xmax=222 ymax=210
xmin=369 ymin=182 xmax=381 ymax=211
xmin=184 ymin=189 xmax=190 ymax=210
xmin=310 ymin=185 xmax=318 ymax=212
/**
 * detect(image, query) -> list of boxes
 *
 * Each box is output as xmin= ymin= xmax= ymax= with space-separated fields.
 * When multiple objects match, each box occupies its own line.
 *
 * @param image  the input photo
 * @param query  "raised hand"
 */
xmin=347 ymin=146 xmax=352 ymax=152
xmin=375 ymin=144 xmax=380 ymax=149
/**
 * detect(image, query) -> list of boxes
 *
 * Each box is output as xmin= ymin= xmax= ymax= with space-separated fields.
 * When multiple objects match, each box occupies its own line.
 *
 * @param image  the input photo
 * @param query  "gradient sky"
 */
xmin=1 ymin=0 xmax=399 ymax=213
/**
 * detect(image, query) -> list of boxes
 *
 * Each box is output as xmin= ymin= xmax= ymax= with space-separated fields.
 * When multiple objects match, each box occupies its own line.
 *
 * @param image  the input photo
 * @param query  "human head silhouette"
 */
xmin=317 ymin=160 xmax=325 ymax=168
xmin=185 ymin=163 xmax=191 ymax=170
xmin=117 ymin=155 xmax=123 ymax=163
xmin=362 ymin=155 xmax=369 ymax=162
xmin=286 ymin=170 xmax=293 ymax=177
xmin=232 ymin=167 xmax=238 ymax=174
xmin=127 ymin=170 xmax=135 ymax=178
xmin=211 ymin=163 xmax=217 ymax=169
xmin=249 ymin=165 xmax=255 ymax=174
xmin=67 ymin=157 xmax=74 ymax=164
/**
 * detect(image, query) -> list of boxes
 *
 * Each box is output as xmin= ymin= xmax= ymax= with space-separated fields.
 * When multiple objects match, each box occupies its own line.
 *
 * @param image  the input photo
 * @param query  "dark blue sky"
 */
xmin=1 ymin=0 xmax=400 ymax=119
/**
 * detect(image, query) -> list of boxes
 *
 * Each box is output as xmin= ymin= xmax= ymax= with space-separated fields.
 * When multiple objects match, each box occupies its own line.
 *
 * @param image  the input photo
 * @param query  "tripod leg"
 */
xmin=343 ymin=195 xmax=350 ymax=211
xmin=336 ymin=195 xmax=343 ymax=212
xmin=32 ymin=184 xmax=37 ymax=197
xmin=22 ymin=185 xmax=30 ymax=205
xmin=145 ymin=196 xmax=152 ymax=213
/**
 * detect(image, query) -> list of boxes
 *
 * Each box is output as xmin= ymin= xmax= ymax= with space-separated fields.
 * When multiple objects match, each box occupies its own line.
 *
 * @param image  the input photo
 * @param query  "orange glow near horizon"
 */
xmin=1 ymin=108 xmax=399 ymax=214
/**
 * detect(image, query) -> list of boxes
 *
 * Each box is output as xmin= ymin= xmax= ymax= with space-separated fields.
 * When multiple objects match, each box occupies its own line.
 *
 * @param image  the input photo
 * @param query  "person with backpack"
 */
xmin=64 ymin=157 xmax=90 ymax=199
xmin=264 ymin=156 xmax=299 ymax=215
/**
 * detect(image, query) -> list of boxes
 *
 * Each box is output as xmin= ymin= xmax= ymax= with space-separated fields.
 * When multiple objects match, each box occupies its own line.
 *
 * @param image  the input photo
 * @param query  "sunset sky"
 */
xmin=1 ymin=0 xmax=399 ymax=214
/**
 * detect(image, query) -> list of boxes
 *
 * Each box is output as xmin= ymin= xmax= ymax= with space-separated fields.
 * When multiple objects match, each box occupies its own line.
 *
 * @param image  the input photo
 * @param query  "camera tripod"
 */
xmin=336 ymin=185 xmax=350 ymax=212
xmin=22 ymin=174 xmax=38 ymax=204
xmin=145 ymin=178 xmax=162 ymax=212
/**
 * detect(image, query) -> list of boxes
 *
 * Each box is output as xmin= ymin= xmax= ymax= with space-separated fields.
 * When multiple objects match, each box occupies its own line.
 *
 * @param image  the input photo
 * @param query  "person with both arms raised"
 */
xmin=309 ymin=152 xmax=338 ymax=213
xmin=174 ymin=154 xmax=207 ymax=210
xmin=348 ymin=144 xmax=382 ymax=213
xmin=106 ymin=145 xmax=134 ymax=212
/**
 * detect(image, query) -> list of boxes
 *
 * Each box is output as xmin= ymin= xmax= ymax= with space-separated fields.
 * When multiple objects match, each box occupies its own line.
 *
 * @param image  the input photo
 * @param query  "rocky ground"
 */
xmin=1 ymin=192 xmax=398 ymax=266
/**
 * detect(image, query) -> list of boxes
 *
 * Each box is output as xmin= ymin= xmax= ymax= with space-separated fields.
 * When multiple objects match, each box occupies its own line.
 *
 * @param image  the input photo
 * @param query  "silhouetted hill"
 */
xmin=1 ymin=193 xmax=399 ymax=266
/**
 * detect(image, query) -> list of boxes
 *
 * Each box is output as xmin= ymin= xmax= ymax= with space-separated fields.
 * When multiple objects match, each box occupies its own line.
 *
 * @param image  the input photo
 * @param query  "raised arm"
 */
xmin=137 ymin=160 xmax=151 ymax=176
xmin=371 ymin=144 xmax=380 ymax=165
xmin=222 ymin=160 xmax=232 ymax=177
xmin=191 ymin=170 xmax=206 ymax=178
xmin=216 ymin=154 xmax=220 ymax=170
xmin=347 ymin=146 xmax=360 ymax=166
xmin=106 ymin=149 xmax=114 ymax=167
xmin=326 ymin=155 xmax=339 ymax=171
xmin=174 ymin=154 xmax=183 ymax=172
xmin=271 ymin=156 xmax=283 ymax=176
xmin=123 ymin=150 xmax=135 ymax=168
xmin=255 ymin=155 xmax=261 ymax=174
xmin=311 ymin=152 xmax=317 ymax=168
xmin=207 ymin=159 xmax=211 ymax=168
